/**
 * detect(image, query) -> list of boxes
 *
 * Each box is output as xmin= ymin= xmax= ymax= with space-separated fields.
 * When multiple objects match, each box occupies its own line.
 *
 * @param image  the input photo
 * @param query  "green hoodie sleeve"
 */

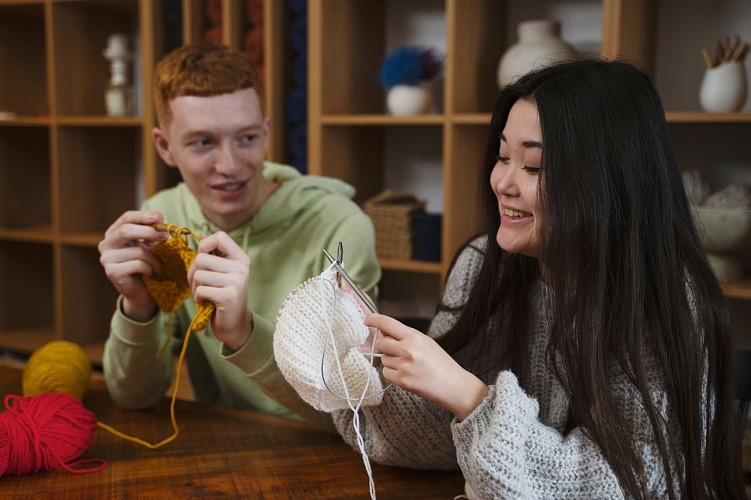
xmin=103 ymin=296 xmax=175 ymax=410
xmin=220 ymin=313 xmax=337 ymax=432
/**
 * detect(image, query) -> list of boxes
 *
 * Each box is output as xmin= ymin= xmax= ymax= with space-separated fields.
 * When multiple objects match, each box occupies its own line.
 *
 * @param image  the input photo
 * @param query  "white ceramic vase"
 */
xmin=497 ymin=19 xmax=578 ymax=88
xmin=386 ymin=83 xmax=434 ymax=115
xmin=699 ymin=61 xmax=748 ymax=113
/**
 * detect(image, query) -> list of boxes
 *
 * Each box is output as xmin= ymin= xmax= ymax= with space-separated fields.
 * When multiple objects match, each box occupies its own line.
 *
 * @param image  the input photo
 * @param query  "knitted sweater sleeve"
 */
xmin=452 ymin=356 xmax=675 ymax=498
xmin=452 ymin=371 xmax=623 ymax=498
xmin=330 ymin=237 xmax=486 ymax=469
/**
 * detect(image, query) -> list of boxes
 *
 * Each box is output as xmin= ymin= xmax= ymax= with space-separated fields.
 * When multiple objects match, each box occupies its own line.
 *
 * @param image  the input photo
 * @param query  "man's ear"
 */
xmin=152 ymin=127 xmax=177 ymax=166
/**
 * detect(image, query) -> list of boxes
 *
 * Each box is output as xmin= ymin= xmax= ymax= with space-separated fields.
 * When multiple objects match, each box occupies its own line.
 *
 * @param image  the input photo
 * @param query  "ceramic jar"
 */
xmin=386 ymin=83 xmax=434 ymax=115
xmin=497 ymin=19 xmax=578 ymax=88
xmin=699 ymin=61 xmax=748 ymax=113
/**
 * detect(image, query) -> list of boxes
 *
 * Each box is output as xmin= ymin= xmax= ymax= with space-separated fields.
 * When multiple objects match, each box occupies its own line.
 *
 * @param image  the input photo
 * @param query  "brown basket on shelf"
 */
xmin=364 ymin=189 xmax=425 ymax=260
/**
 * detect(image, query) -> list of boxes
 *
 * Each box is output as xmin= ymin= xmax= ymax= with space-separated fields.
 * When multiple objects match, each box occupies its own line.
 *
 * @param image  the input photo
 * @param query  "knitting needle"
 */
xmin=153 ymin=223 xmax=192 ymax=236
xmin=322 ymin=248 xmax=378 ymax=313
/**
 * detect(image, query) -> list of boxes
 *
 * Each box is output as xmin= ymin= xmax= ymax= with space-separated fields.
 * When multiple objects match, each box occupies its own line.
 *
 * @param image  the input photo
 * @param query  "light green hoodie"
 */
xmin=103 ymin=162 xmax=380 ymax=429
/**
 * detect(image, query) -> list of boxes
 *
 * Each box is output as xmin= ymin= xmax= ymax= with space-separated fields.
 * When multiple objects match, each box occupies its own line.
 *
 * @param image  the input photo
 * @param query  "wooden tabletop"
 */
xmin=0 ymin=365 xmax=464 ymax=498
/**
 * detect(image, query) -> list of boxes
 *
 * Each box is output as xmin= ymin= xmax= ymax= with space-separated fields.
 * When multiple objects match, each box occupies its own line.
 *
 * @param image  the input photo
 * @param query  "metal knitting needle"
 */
xmin=322 ymin=248 xmax=378 ymax=313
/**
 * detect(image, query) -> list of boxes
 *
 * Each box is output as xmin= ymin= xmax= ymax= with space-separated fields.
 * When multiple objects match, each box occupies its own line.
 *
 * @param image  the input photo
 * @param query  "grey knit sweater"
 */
xmin=332 ymin=236 xmax=677 ymax=499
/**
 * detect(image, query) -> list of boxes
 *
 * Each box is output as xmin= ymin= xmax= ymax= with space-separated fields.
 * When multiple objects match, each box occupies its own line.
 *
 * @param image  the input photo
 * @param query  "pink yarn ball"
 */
xmin=0 ymin=392 xmax=100 ymax=476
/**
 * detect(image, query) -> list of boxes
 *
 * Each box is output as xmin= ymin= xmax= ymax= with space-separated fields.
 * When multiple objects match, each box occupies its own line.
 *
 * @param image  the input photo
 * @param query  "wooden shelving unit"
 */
xmin=0 ymin=0 xmax=290 ymax=360
xmin=307 ymin=0 xmax=751 ymax=311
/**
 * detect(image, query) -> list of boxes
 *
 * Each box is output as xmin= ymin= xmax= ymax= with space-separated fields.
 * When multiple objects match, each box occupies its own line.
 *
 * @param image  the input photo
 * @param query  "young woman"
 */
xmin=333 ymin=60 xmax=744 ymax=498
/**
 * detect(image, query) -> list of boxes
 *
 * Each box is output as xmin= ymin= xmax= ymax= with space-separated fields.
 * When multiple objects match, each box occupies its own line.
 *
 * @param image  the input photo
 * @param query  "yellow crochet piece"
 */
xmin=143 ymin=224 xmax=216 ymax=359
xmin=97 ymin=223 xmax=216 ymax=450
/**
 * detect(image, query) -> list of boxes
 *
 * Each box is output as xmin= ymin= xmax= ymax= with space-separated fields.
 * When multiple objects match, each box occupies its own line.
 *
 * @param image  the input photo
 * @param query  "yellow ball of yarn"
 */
xmin=22 ymin=340 xmax=92 ymax=400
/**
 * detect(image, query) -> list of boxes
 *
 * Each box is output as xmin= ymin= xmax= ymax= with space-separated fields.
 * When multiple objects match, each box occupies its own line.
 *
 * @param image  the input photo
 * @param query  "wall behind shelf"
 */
xmin=655 ymin=0 xmax=751 ymax=112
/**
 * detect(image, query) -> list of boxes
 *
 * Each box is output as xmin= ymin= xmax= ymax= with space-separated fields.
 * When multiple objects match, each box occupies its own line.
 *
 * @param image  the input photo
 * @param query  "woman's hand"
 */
xmin=188 ymin=231 xmax=252 ymax=351
xmin=365 ymin=313 xmax=489 ymax=421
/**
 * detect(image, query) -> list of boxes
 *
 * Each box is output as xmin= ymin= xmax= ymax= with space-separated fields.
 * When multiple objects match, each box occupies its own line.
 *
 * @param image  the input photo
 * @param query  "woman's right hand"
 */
xmin=98 ymin=210 xmax=168 ymax=322
xmin=365 ymin=313 xmax=489 ymax=421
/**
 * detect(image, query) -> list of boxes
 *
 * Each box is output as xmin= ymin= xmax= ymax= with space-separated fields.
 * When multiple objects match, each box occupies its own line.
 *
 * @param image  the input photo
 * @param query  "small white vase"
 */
xmin=699 ymin=61 xmax=748 ymax=113
xmin=386 ymin=83 xmax=434 ymax=115
xmin=497 ymin=19 xmax=578 ymax=88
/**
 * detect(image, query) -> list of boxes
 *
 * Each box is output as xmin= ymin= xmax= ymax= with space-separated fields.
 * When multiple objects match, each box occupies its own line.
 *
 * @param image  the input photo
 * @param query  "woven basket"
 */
xmin=364 ymin=190 xmax=425 ymax=259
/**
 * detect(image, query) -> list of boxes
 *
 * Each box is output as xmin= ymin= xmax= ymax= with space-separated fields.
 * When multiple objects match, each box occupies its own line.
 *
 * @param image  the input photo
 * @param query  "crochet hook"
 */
xmin=323 ymin=246 xmax=378 ymax=313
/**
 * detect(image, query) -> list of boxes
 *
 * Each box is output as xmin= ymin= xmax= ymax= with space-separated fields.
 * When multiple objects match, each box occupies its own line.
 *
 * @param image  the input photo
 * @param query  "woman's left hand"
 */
xmin=365 ymin=313 xmax=489 ymax=421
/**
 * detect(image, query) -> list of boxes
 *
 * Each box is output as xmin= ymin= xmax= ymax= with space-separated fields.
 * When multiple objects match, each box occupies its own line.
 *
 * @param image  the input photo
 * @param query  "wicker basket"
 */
xmin=364 ymin=190 xmax=425 ymax=259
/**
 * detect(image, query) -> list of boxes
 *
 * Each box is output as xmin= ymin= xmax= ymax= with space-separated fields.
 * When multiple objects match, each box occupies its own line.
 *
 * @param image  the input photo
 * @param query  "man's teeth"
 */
xmin=504 ymin=208 xmax=529 ymax=218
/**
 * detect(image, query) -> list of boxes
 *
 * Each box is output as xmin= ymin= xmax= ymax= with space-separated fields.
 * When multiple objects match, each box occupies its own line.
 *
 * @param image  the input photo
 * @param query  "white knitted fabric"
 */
xmin=274 ymin=267 xmax=384 ymax=412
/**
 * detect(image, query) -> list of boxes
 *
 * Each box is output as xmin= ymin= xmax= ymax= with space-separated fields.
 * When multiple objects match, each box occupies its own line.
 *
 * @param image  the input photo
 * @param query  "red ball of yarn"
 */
xmin=0 ymin=392 xmax=100 ymax=477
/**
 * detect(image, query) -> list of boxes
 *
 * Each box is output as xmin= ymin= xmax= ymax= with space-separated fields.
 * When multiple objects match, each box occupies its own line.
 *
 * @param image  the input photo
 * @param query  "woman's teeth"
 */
xmin=504 ymin=208 xmax=529 ymax=218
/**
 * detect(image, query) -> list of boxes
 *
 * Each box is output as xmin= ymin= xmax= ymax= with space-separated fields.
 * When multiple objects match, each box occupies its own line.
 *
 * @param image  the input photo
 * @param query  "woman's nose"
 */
xmin=494 ymin=164 xmax=519 ymax=197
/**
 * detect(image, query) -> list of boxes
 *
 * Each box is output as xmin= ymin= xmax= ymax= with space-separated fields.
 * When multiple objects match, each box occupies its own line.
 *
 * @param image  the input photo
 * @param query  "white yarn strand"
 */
xmin=317 ymin=270 xmax=378 ymax=500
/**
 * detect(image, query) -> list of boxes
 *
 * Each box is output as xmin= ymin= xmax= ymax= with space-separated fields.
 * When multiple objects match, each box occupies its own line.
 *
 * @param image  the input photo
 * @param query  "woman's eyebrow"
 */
xmin=500 ymin=133 xmax=542 ymax=149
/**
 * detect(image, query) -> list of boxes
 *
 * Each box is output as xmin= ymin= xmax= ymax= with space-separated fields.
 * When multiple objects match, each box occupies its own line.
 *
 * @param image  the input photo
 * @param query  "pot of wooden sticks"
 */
xmin=699 ymin=35 xmax=749 ymax=113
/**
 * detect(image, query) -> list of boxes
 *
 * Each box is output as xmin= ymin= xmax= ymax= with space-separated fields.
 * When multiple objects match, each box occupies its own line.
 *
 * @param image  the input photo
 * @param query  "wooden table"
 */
xmin=0 ymin=366 xmax=464 ymax=498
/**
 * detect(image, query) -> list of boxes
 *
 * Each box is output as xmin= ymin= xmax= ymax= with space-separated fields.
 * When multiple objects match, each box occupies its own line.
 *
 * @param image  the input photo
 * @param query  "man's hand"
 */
xmin=98 ymin=210 xmax=168 ymax=322
xmin=188 ymin=231 xmax=253 ymax=351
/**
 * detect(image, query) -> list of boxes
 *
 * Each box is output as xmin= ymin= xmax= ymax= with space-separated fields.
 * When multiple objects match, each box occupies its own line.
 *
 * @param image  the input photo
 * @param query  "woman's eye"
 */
xmin=522 ymin=165 xmax=541 ymax=174
xmin=494 ymin=155 xmax=510 ymax=164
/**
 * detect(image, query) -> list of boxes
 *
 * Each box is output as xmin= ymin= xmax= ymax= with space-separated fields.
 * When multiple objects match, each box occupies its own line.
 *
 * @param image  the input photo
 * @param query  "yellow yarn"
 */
xmin=97 ymin=223 xmax=215 ymax=449
xmin=143 ymin=223 xmax=216 ymax=326
xmin=21 ymin=228 xmax=215 ymax=450
xmin=22 ymin=340 xmax=92 ymax=400
xmin=143 ymin=224 xmax=216 ymax=357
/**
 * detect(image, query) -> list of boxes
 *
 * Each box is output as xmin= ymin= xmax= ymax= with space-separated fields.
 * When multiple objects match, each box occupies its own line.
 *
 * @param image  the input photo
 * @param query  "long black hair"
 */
xmin=438 ymin=59 xmax=743 ymax=498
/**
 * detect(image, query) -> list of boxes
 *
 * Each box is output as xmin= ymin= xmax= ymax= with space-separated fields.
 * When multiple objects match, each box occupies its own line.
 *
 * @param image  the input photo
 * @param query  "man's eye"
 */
xmin=239 ymin=134 xmax=258 ymax=144
xmin=522 ymin=166 xmax=541 ymax=174
xmin=189 ymin=138 xmax=212 ymax=148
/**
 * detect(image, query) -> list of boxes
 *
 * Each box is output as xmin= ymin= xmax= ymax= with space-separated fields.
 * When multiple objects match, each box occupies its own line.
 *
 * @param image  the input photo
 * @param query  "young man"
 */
xmin=98 ymin=43 xmax=380 ymax=429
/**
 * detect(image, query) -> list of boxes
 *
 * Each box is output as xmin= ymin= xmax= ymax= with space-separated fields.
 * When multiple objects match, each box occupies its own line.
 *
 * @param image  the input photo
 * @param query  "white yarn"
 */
xmin=274 ymin=266 xmax=384 ymax=499
xmin=274 ymin=267 xmax=384 ymax=412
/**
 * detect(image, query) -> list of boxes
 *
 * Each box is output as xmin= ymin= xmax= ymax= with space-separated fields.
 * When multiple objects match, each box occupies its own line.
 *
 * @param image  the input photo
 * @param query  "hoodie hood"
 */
xmin=254 ymin=161 xmax=357 ymax=233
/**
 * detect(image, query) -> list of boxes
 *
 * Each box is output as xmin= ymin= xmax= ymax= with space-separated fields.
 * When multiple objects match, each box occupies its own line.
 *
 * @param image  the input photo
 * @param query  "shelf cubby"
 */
xmin=56 ymin=126 xmax=141 ymax=235
xmin=52 ymin=0 xmax=141 ymax=117
xmin=0 ymin=241 xmax=54 ymax=353
xmin=0 ymin=3 xmax=47 ymax=118
xmin=0 ymin=126 xmax=51 ymax=231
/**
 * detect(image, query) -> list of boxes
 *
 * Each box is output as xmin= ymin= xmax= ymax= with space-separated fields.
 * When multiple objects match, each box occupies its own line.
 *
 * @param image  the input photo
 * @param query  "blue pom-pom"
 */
xmin=379 ymin=47 xmax=423 ymax=89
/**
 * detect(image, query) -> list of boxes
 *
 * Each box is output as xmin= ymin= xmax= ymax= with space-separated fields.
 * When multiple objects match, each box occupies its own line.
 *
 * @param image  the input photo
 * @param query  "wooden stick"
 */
xmin=740 ymin=43 xmax=750 ymax=62
xmin=701 ymin=48 xmax=713 ymax=68
xmin=713 ymin=40 xmax=723 ymax=66
xmin=733 ymin=42 xmax=749 ymax=62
